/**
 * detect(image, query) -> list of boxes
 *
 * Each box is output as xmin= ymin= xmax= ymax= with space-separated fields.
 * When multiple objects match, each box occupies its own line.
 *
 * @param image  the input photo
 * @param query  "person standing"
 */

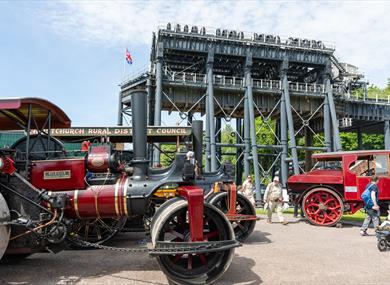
xmin=360 ymin=176 xmax=381 ymax=236
xmin=264 ymin=176 xmax=288 ymax=225
xmin=242 ymin=175 xmax=256 ymax=207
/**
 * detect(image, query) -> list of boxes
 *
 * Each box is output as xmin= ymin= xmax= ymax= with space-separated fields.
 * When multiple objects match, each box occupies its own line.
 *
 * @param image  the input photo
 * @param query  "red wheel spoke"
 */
xmin=172 ymin=254 xmax=183 ymax=263
xmin=328 ymin=205 xmax=341 ymax=211
xmin=324 ymin=198 xmax=337 ymax=205
xmin=199 ymin=254 xmax=207 ymax=265
xmin=205 ymin=230 xmax=219 ymax=240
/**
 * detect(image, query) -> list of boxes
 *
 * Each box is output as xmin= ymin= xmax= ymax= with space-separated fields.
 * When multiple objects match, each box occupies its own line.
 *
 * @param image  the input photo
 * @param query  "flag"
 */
xmin=125 ymin=48 xmax=133 ymax=64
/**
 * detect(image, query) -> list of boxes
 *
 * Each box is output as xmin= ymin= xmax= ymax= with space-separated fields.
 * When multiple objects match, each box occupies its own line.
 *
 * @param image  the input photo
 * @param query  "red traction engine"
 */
xmin=288 ymin=151 xmax=390 ymax=226
xmin=0 ymin=91 xmax=240 ymax=285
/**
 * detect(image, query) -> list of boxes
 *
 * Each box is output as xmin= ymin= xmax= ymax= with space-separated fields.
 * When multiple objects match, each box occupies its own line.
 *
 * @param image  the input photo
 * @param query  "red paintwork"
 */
xmin=64 ymin=176 xmax=127 ymax=219
xmin=288 ymin=170 xmax=343 ymax=185
xmin=30 ymin=159 xmax=86 ymax=191
xmin=0 ymin=97 xmax=71 ymax=130
xmin=227 ymin=184 xmax=237 ymax=215
xmin=0 ymin=156 xmax=16 ymax=175
xmin=81 ymin=141 xmax=90 ymax=152
xmin=179 ymin=186 xmax=204 ymax=242
xmin=0 ymin=98 xmax=21 ymax=109
xmin=225 ymin=183 xmax=258 ymax=221
xmin=87 ymin=145 xmax=110 ymax=173
xmin=289 ymin=150 xmax=390 ymax=216
xmin=313 ymin=150 xmax=390 ymax=161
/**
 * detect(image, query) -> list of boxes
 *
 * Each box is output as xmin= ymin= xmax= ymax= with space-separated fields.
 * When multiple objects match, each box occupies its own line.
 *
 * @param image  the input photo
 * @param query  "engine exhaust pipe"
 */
xmin=130 ymin=89 xmax=148 ymax=180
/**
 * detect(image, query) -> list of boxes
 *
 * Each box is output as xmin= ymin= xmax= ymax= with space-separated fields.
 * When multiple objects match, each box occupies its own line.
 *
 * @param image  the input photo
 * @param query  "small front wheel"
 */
xmin=377 ymin=239 xmax=387 ymax=252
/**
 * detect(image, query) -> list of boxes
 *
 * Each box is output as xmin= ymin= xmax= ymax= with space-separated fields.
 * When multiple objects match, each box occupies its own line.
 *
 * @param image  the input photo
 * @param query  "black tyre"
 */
xmin=378 ymin=239 xmax=387 ymax=252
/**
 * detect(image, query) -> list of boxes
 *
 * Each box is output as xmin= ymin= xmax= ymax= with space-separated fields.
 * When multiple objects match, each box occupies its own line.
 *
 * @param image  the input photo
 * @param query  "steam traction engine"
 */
xmin=0 ymin=91 xmax=240 ymax=285
xmin=288 ymin=151 xmax=390 ymax=226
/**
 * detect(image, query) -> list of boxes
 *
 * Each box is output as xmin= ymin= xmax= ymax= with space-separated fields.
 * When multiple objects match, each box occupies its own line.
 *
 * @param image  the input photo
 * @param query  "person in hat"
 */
xmin=264 ymin=176 xmax=288 ymax=225
xmin=242 ymin=175 xmax=256 ymax=206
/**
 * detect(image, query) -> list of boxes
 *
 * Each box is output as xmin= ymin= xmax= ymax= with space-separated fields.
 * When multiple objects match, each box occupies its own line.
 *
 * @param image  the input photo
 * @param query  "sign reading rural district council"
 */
xmin=30 ymin=127 xmax=192 ymax=137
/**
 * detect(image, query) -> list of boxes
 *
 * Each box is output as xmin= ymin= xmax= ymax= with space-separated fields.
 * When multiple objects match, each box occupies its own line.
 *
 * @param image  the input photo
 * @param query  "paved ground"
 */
xmin=1 ymin=214 xmax=390 ymax=285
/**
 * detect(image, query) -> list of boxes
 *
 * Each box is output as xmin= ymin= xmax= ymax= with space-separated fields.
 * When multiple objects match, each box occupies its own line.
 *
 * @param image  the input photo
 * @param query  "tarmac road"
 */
xmin=1 ymin=214 xmax=390 ymax=285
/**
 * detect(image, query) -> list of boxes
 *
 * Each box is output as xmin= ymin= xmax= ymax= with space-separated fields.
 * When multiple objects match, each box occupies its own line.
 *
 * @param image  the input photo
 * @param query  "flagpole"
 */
xmin=123 ymin=48 xmax=126 ymax=78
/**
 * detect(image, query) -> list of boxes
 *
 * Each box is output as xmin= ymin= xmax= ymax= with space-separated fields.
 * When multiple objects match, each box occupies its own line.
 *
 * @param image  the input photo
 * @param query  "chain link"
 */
xmin=67 ymin=238 xmax=150 ymax=253
xmin=67 ymin=238 xmax=240 ymax=255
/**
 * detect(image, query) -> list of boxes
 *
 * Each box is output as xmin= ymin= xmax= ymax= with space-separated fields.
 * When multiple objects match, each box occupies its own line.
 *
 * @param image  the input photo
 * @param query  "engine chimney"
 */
xmin=192 ymin=120 xmax=203 ymax=174
xmin=130 ymin=89 xmax=148 ymax=180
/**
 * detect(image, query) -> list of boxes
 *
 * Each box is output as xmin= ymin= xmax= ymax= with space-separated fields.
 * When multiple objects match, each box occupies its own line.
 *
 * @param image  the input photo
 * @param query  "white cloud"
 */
xmin=34 ymin=0 xmax=390 ymax=86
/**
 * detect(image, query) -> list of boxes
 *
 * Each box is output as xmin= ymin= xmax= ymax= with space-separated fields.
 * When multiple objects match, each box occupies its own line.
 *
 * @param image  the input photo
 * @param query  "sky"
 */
xmin=0 ymin=0 xmax=389 ymax=126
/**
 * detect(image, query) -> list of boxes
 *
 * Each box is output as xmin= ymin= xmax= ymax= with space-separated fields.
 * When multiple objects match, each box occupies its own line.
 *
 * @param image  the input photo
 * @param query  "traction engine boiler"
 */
xmin=0 ymin=90 xmax=240 ymax=285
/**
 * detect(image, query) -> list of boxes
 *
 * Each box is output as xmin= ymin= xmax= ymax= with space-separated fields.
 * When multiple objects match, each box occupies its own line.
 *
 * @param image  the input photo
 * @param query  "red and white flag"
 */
xmin=125 ymin=48 xmax=133 ymax=64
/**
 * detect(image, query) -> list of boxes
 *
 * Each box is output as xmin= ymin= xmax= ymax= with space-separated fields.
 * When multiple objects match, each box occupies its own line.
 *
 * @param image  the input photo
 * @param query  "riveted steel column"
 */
xmin=117 ymin=92 xmax=123 ymax=126
xmin=281 ymin=58 xmax=299 ymax=175
xmin=207 ymin=48 xmax=217 ymax=171
xmin=325 ymin=72 xmax=342 ymax=151
xmin=280 ymin=83 xmax=288 ymax=188
xmin=147 ymin=78 xmax=154 ymax=163
xmin=236 ymin=118 xmax=243 ymax=185
xmin=243 ymin=83 xmax=251 ymax=178
xmin=245 ymin=53 xmax=261 ymax=198
xmin=146 ymin=78 xmax=154 ymax=126
xmin=153 ymin=43 xmax=163 ymax=166
xmin=304 ymin=125 xmax=313 ymax=171
xmin=385 ymin=120 xmax=390 ymax=150
xmin=323 ymin=91 xmax=332 ymax=152
xmin=204 ymin=96 xmax=211 ymax=172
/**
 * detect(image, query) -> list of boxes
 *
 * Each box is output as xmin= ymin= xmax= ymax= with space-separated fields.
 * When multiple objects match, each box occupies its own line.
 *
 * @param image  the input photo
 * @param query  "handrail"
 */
xmin=122 ymin=68 xmax=390 ymax=105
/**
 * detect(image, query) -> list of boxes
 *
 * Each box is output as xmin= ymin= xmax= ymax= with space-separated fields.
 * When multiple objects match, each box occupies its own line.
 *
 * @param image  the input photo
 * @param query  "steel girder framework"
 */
xmin=119 ymin=23 xmax=390 ymax=201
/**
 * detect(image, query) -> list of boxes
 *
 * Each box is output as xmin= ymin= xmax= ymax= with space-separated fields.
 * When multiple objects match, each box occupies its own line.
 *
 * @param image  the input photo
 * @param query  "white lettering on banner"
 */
xmin=345 ymin=186 xmax=357 ymax=193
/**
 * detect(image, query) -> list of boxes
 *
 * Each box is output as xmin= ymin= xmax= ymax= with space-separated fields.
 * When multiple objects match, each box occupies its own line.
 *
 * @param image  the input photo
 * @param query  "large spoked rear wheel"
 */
xmin=151 ymin=198 xmax=235 ymax=285
xmin=303 ymin=188 xmax=343 ymax=227
xmin=0 ymin=192 xmax=10 ymax=261
xmin=209 ymin=192 xmax=256 ymax=242
xmin=67 ymin=217 xmax=127 ymax=248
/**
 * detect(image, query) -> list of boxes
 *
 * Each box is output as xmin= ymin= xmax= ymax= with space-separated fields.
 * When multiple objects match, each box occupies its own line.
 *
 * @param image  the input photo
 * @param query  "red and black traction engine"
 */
xmin=0 ymin=91 xmax=240 ymax=285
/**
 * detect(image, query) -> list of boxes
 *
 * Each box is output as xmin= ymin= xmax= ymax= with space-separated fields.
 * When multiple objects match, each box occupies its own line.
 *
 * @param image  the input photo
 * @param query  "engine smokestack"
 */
xmin=192 ymin=120 xmax=203 ymax=174
xmin=130 ymin=89 xmax=148 ymax=180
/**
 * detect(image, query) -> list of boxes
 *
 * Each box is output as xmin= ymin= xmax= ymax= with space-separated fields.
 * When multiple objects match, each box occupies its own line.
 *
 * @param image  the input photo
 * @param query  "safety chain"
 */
xmin=67 ymin=238 xmax=240 ymax=255
xmin=67 ymin=238 xmax=150 ymax=253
